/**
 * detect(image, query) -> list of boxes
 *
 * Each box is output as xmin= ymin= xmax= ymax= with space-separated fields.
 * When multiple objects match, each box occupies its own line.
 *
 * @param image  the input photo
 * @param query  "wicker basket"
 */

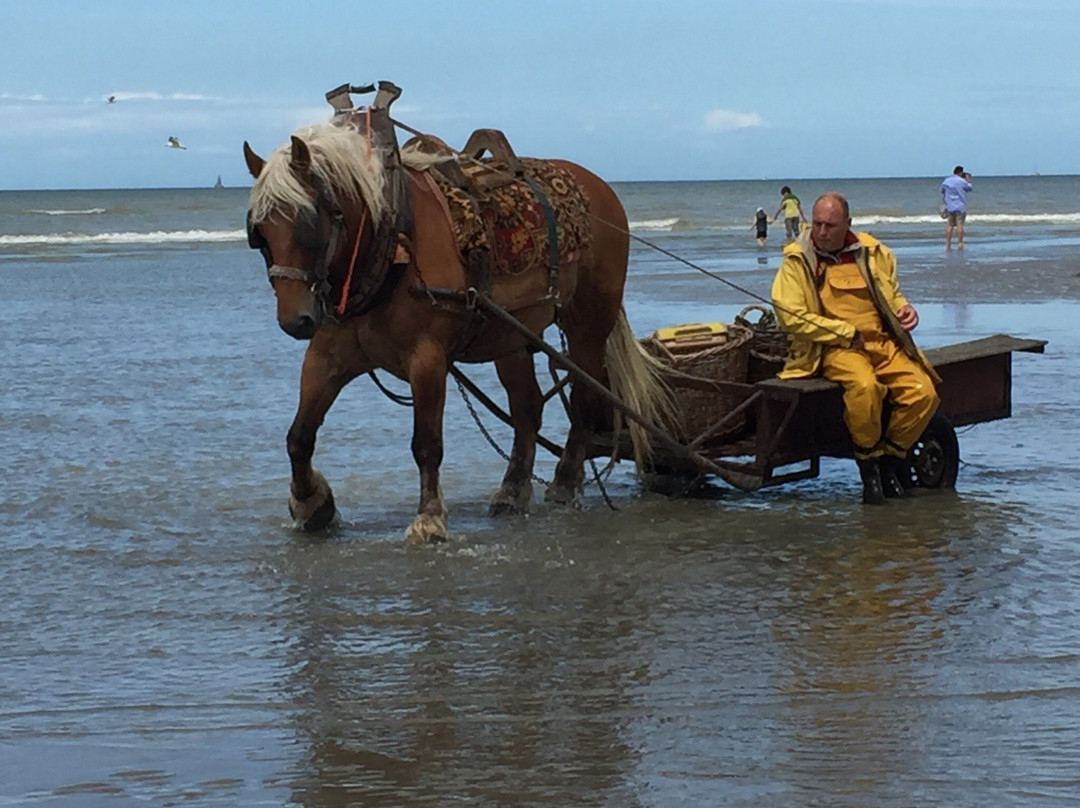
xmin=642 ymin=322 xmax=752 ymax=442
xmin=735 ymin=304 xmax=790 ymax=382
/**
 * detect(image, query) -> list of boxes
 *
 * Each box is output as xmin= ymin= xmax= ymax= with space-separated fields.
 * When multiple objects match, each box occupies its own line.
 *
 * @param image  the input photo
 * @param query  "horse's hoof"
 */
xmin=489 ymin=483 xmax=532 ymax=517
xmin=544 ymin=482 xmax=579 ymax=506
xmin=489 ymin=500 xmax=523 ymax=517
xmin=289 ymin=472 xmax=337 ymax=531
xmin=405 ymin=512 xmax=448 ymax=545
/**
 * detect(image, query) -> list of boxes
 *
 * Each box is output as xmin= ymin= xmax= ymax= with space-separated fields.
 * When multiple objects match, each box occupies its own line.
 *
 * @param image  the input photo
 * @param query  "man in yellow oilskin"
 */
xmin=770 ymin=192 xmax=941 ymax=504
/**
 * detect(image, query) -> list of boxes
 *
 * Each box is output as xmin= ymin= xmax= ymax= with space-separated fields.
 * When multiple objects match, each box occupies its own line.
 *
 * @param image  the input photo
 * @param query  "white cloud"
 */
xmin=101 ymin=91 xmax=221 ymax=102
xmin=105 ymin=91 xmax=164 ymax=102
xmin=703 ymin=108 xmax=764 ymax=132
xmin=169 ymin=92 xmax=220 ymax=101
xmin=1 ymin=92 xmax=47 ymax=103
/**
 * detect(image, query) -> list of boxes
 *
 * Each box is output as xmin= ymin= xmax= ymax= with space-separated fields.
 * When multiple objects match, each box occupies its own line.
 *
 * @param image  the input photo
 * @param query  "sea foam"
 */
xmin=0 ymin=229 xmax=247 ymax=246
xmin=629 ymin=217 xmax=681 ymax=231
xmin=27 ymin=208 xmax=108 ymax=216
xmin=853 ymin=212 xmax=1080 ymax=226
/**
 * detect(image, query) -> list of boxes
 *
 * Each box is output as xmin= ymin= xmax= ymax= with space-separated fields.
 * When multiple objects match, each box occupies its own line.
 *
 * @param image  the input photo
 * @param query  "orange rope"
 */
xmin=336 ymin=206 xmax=368 ymax=315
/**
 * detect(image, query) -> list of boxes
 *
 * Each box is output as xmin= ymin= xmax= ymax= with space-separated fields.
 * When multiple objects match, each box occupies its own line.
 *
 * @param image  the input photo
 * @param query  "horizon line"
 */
xmin=3 ymin=171 xmax=1077 ymax=193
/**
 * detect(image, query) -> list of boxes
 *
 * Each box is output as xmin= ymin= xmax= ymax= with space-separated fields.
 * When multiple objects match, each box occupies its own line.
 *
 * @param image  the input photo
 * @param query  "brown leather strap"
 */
xmin=409 ymin=169 xmax=456 ymax=239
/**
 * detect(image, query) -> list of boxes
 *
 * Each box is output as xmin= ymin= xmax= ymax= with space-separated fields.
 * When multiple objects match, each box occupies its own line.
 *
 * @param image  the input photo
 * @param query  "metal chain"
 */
xmin=557 ymin=329 xmax=617 ymax=511
xmin=454 ymin=375 xmax=550 ymax=488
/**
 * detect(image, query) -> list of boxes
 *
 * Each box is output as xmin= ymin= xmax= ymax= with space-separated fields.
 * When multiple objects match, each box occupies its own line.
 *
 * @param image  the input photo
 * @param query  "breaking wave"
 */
xmin=629 ymin=217 xmax=681 ymax=231
xmin=27 ymin=208 xmax=108 ymax=216
xmin=853 ymin=212 xmax=1080 ymax=226
xmin=0 ymin=229 xmax=246 ymax=246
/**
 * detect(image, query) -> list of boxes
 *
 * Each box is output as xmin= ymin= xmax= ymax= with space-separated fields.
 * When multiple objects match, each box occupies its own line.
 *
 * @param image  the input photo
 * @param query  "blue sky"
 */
xmin=3 ymin=0 xmax=1078 ymax=189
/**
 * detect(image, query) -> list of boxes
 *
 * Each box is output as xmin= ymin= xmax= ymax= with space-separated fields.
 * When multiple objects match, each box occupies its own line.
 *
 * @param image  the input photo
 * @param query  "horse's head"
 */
xmin=245 ymin=136 xmax=350 ymax=340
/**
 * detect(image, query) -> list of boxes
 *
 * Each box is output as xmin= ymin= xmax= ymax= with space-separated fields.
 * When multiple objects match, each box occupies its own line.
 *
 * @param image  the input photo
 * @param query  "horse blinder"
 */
xmin=248 ymin=199 xmax=345 ymax=327
xmin=247 ymin=210 xmax=270 ymax=255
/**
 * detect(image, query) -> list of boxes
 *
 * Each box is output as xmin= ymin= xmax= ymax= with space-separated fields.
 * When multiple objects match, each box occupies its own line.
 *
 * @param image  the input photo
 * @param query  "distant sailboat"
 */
xmin=213 ymin=175 xmax=224 ymax=189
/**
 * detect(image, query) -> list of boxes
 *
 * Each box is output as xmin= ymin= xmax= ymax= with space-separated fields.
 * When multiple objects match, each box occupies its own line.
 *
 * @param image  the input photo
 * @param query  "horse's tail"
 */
xmin=604 ymin=307 xmax=679 ymax=470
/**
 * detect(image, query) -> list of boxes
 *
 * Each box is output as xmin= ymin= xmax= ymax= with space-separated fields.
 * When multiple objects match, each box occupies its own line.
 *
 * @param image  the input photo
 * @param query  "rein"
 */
xmin=250 ymin=176 xmax=401 ymax=323
xmin=336 ymin=207 xmax=369 ymax=315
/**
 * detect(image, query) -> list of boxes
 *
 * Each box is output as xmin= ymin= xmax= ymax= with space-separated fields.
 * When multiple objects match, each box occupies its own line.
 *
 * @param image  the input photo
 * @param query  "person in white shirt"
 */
xmin=940 ymin=165 xmax=973 ymax=249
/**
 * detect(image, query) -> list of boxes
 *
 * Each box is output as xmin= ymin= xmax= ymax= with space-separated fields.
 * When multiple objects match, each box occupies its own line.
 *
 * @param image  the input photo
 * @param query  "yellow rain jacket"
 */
xmin=770 ymin=230 xmax=941 ymax=384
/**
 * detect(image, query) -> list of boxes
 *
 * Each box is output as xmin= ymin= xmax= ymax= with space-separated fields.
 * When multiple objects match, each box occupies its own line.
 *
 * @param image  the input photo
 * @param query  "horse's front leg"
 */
xmin=489 ymin=348 xmax=542 ymax=516
xmin=405 ymin=346 xmax=449 ymax=544
xmin=287 ymin=349 xmax=351 ymax=531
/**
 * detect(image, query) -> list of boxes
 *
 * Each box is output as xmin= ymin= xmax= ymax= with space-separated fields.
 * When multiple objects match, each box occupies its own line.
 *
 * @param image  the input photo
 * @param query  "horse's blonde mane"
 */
xmin=249 ymin=122 xmax=390 ymax=223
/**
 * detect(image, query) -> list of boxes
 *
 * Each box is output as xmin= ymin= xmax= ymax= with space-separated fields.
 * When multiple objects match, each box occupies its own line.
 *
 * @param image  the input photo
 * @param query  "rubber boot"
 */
xmin=856 ymin=457 xmax=886 ymax=505
xmin=880 ymin=455 xmax=911 ymax=499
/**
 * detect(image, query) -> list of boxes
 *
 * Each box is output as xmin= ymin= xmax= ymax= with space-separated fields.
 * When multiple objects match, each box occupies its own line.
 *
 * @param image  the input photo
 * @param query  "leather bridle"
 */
xmin=246 ymin=178 xmax=347 ymax=317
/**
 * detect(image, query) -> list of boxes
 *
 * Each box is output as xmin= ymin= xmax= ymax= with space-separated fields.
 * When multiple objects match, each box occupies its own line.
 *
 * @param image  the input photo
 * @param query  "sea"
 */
xmin=2 ymin=176 xmax=1080 ymax=806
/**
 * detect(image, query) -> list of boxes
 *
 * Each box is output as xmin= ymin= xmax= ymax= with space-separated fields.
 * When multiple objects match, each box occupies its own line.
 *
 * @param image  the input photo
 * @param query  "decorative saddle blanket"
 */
xmin=427 ymin=157 xmax=592 ymax=279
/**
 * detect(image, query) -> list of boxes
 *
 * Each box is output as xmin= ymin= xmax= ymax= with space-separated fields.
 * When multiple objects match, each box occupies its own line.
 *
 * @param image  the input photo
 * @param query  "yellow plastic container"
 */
xmin=654 ymin=322 xmax=729 ymax=351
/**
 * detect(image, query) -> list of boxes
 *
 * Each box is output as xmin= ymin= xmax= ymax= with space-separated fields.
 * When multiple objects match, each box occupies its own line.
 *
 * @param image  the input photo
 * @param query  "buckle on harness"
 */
xmin=465 ymin=287 xmax=480 ymax=310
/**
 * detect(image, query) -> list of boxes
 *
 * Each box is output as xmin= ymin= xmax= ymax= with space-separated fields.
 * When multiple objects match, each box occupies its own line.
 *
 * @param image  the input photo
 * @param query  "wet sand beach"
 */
xmin=2 ymin=180 xmax=1079 ymax=805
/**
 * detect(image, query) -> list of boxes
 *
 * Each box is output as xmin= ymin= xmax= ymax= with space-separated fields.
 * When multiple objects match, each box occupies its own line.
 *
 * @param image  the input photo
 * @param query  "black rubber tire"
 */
xmin=902 ymin=410 xmax=960 ymax=489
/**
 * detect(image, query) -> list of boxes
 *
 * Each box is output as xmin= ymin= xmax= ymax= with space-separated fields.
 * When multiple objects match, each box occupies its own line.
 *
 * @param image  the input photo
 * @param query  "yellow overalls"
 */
xmin=818 ymin=263 xmax=939 ymax=460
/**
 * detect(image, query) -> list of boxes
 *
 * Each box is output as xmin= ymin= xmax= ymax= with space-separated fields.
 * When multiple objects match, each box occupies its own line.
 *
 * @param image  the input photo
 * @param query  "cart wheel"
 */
xmin=902 ymin=411 xmax=959 ymax=489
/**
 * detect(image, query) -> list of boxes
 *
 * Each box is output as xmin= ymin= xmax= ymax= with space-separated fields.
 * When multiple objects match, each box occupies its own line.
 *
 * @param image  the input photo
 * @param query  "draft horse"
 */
xmin=244 ymin=117 xmax=671 ymax=543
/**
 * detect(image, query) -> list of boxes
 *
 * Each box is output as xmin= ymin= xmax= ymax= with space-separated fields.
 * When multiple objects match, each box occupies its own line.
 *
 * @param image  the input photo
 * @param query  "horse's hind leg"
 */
xmin=287 ymin=351 xmax=353 ymax=531
xmin=543 ymin=163 xmax=630 ymax=506
xmin=405 ymin=346 xmax=450 ymax=544
xmin=489 ymin=348 xmax=542 ymax=516
xmin=546 ymin=323 xmax=611 ymax=505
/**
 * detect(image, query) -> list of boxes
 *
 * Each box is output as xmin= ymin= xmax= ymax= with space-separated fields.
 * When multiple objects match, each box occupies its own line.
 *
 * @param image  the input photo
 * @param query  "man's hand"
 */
xmin=896 ymin=304 xmax=919 ymax=331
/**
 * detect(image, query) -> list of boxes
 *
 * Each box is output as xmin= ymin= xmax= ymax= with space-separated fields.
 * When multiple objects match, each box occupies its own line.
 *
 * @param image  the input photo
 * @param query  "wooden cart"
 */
xmin=446 ymin=294 xmax=1044 ymax=494
xmin=590 ymin=334 xmax=1047 ymax=492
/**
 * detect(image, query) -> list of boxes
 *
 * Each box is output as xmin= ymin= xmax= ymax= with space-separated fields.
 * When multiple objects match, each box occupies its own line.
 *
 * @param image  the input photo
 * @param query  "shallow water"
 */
xmin=3 ymin=182 xmax=1080 ymax=805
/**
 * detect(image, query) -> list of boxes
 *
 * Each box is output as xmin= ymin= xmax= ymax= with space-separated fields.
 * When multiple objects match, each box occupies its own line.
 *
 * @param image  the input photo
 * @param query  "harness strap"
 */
xmin=267 ymin=264 xmax=312 ymax=283
xmin=519 ymin=174 xmax=560 ymax=299
xmin=414 ymin=169 xmax=456 ymax=236
xmin=520 ymin=175 xmax=559 ymax=270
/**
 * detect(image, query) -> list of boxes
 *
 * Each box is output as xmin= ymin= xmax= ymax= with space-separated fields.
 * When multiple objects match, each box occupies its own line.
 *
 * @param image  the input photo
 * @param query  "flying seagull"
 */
xmin=166 ymin=136 xmax=187 ymax=150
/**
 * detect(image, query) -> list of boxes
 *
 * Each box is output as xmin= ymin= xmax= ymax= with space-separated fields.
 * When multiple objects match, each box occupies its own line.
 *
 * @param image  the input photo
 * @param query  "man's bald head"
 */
xmin=811 ymin=192 xmax=851 ymax=253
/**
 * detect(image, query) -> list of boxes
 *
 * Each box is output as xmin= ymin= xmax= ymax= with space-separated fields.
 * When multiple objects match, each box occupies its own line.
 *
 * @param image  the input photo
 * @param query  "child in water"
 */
xmin=752 ymin=207 xmax=769 ymax=247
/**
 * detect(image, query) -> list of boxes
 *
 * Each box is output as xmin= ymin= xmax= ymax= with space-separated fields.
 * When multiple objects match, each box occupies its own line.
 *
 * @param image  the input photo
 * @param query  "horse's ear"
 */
xmin=243 ymin=141 xmax=265 ymax=178
xmin=290 ymin=136 xmax=312 ymax=175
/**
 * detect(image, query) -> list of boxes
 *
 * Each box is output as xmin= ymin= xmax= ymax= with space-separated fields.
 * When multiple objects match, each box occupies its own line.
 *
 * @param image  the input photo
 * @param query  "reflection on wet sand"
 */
xmin=279 ymin=531 xmax=648 ymax=806
xmin=946 ymin=301 xmax=971 ymax=330
xmin=767 ymin=493 xmax=1043 ymax=804
xmin=770 ymin=512 xmax=946 ymax=803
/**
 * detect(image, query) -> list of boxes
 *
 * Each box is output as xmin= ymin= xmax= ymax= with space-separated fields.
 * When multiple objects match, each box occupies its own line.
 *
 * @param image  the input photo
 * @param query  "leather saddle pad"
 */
xmin=429 ymin=157 xmax=592 ymax=280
